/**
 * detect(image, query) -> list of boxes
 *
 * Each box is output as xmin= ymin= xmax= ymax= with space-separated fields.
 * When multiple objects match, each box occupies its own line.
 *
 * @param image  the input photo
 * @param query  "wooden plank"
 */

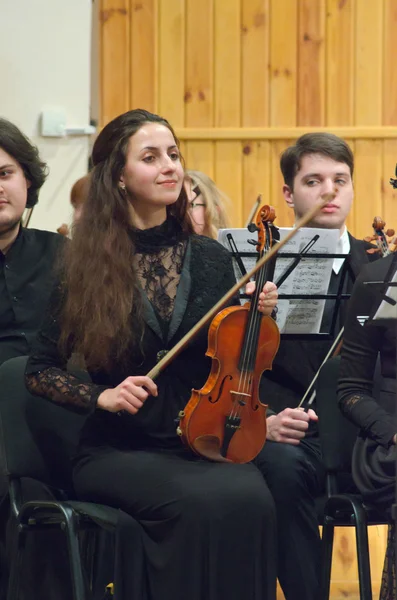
xmin=130 ymin=0 xmax=157 ymax=113
xmin=241 ymin=0 xmax=270 ymax=126
xmin=185 ymin=0 xmax=214 ymax=126
xmin=100 ymin=0 xmax=130 ymax=125
xmin=269 ymin=0 xmax=298 ymax=126
xmin=325 ymin=0 xmax=355 ymax=126
xmin=297 ymin=0 xmax=326 ymax=126
xmin=158 ymin=0 xmax=185 ymax=126
xmin=353 ymin=140 xmax=383 ymax=238
xmin=175 ymin=127 xmax=397 ymax=140
xmin=185 ymin=142 xmax=214 ymax=180
xmin=383 ymin=0 xmax=397 ymax=125
xmin=214 ymin=0 xmax=241 ymax=127
xmin=214 ymin=142 xmax=242 ymax=226
xmin=270 ymin=140 xmax=295 ymax=227
xmin=355 ymin=0 xmax=383 ymax=125
xmin=382 ymin=139 xmax=397 ymax=232
xmin=329 ymin=525 xmax=387 ymax=599
xmin=242 ymin=141 xmax=271 ymax=226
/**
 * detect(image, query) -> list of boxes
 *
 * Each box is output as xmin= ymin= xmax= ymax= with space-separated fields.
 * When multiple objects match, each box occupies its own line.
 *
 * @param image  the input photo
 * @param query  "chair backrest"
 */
xmin=0 ymin=356 xmax=87 ymax=497
xmin=316 ymin=356 xmax=359 ymax=475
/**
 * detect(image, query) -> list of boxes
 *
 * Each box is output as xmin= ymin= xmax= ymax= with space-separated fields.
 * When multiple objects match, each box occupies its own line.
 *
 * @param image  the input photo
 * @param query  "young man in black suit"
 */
xmin=255 ymin=133 xmax=378 ymax=600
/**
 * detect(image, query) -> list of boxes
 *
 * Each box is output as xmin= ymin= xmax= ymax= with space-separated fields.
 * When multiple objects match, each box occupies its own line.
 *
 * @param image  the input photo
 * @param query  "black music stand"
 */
xmin=223 ymin=229 xmax=353 ymax=341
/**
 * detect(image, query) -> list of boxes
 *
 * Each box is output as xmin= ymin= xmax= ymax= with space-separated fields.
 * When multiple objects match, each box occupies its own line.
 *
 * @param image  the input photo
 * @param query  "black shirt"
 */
xmin=0 ymin=226 xmax=64 ymax=365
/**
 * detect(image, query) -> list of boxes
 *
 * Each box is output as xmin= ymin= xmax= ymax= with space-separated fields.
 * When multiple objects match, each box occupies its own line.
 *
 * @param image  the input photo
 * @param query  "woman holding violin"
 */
xmin=25 ymin=109 xmax=279 ymax=600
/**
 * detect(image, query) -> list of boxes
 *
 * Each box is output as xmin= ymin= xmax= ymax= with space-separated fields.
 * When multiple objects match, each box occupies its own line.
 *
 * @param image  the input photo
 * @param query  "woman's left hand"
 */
xmin=245 ymin=281 xmax=278 ymax=316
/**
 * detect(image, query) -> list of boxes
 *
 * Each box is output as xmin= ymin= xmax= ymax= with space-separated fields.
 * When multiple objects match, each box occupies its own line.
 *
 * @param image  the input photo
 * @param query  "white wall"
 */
xmin=1 ymin=0 xmax=93 ymax=232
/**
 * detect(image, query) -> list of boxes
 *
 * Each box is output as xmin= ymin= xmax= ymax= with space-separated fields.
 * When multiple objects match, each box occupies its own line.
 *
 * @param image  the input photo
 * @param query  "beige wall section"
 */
xmin=99 ymin=2 xmax=394 ymax=596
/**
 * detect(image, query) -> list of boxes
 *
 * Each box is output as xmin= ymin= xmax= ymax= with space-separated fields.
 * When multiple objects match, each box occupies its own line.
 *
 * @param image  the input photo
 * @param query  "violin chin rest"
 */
xmin=192 ymin=435 xmax=232 ymax=463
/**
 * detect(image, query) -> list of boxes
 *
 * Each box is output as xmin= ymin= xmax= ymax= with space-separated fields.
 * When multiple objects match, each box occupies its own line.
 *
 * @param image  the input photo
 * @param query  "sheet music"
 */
xmin=218 ymin=227 xmax=340 ymax=334
xmin=372 ymin=270 xmax=397 ymax=321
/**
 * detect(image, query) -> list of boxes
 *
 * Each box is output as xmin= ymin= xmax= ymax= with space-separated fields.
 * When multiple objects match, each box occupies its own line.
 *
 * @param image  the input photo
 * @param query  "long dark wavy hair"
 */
xmin=59 ymin=109 xmax=192 ymax=371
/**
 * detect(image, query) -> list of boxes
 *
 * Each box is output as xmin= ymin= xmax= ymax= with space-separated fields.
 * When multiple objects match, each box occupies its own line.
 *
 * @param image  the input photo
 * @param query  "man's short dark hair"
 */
xmin=0 ymin=118 xmax=48 ymax=208
xmin=280 ymin=132 xmax=354 ymax=190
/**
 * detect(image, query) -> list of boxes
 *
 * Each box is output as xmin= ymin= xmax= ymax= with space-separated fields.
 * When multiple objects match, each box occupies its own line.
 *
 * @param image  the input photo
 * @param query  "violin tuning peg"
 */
xmin=247 ymin=239 xmax=257 ymax=246
xmin=247 ymin=223 xmax=259 ymax=233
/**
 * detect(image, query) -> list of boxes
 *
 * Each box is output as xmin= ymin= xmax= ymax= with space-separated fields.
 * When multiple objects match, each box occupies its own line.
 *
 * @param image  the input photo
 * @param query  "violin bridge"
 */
xmin=230 ymin=390 xmax=251 ymax=407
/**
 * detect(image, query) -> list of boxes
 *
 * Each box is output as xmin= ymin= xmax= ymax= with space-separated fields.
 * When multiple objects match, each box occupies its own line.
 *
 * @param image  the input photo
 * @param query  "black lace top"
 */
xmin=337 ymin=253 xmax=397 ymax=448
xmin=25 ymin=220 xmax=238 ymax=451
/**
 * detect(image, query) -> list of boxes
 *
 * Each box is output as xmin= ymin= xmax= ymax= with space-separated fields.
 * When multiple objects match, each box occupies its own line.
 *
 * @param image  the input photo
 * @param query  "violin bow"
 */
xmin=298 ymin=326 xmax=344 ymax=409
xmin=146 ymin=194 xmax=333 ymax=381
xmin=244 ymin=194 xmax=261 ymax=227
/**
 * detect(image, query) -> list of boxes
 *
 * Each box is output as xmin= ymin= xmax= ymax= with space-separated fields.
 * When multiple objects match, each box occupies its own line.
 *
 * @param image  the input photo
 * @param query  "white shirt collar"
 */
xmin=333 ymin=226 xmax=350 ymax=274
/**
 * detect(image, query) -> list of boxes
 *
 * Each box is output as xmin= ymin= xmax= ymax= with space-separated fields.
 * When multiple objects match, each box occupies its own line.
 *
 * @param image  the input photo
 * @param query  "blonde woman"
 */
xmin=184 ymin=170 xmax=230 ymax=238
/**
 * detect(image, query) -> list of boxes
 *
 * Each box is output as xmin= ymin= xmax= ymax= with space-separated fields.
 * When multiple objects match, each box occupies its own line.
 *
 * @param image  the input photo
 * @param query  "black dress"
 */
xmin=25 ymin=218 xmax=277 ymax=600
xmin=337 ymin=253 xmax=397 ymax=598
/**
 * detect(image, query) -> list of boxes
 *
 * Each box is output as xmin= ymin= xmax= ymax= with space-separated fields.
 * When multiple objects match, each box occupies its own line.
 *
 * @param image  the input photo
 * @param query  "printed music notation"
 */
xmin=218 ymin=227 xmax=341 ymax=335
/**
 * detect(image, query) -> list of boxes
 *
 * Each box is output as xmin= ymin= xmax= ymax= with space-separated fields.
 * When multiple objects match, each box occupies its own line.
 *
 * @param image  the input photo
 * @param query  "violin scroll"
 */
xmin=364 ymin=216 xmax=397 ymax=257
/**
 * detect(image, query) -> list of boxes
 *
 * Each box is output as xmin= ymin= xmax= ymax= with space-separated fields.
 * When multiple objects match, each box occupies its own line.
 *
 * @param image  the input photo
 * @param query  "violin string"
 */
xmin=233 ymin=235 xmax=269 ymax=420
xmin=234 ymin=248 xmax=264 ymax=414
xmin=235 ymin=264 xmax=265 ymax=419
xmin=230 ymin=263 xmax=260 ymax=420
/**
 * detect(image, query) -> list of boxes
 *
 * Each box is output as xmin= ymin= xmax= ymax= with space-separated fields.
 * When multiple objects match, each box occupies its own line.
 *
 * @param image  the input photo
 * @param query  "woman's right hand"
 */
xmin=97 ymin=376 xmax=158 ymax=415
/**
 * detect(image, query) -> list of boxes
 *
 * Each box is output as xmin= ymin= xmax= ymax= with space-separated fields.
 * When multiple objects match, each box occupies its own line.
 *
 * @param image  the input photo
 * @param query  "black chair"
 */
xmin=315 ymin=355 xmax=389 ymax=600
xmin=0 ymin=356 xmax=122 ymax=600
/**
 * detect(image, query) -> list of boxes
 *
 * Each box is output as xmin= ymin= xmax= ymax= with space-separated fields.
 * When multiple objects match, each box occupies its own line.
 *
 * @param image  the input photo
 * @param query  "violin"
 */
xmin=364 ymin=216 xmax=397 ymax=256
xmin=176 ymin=205 xmax=281 ymax=464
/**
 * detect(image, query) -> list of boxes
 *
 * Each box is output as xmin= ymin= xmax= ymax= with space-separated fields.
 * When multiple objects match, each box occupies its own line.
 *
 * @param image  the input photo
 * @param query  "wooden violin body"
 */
xmin=178 ymin=304 xmax=280 ymax=464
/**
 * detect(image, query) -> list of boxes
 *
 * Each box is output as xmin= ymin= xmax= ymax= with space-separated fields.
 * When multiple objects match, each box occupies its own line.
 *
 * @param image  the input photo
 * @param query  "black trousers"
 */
xmin=73 ymin=447 xmax=278 ymax=600
xmin=254 ymin=437 xmax=325 ymax=600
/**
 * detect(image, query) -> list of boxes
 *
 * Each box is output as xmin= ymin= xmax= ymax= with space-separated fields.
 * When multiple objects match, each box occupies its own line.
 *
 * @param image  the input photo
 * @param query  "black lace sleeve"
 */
xmin=25 ymin=284 xmax=108 ymax=414
xmin=337 ymin=265 xmax=395 ymax=448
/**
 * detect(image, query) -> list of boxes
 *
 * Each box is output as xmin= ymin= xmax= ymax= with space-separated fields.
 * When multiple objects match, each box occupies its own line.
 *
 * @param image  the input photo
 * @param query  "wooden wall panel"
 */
xmin=325 ymin=0 xmax=355 ymax=126
xmin=185 ymin=0 xmax=213 ymax=127
xmin=214 ymin=0 xmax=241 ymax=126
xmin=185 ymin=141 xmax=214 ymax=179
xmin=241 ymin=0 xmax=270 ymax=127
xmin=353 ymin=140 xmax=383 ymax=235
xmin=242 ymin=140 xmax=271 ymax=224
xmin=270 ymin=140 xmax=295 ymax=227
xmin=383 ymin=140 xmax=397 ymax=228
xmin=129 ymin=0 xmax=157 ymax=112
xmin=383 ymin=0 xmax=397 ymax=125
xmin=354 ymin=1 xmax=383 ymax=125
xmin=158 ymin=0 xmax=185 ymax=126
xmin=214 ymin=141 xmax=242 ymax=224
xmin=269 ymin=0 xmax=298 ymax=127
xmin=297 ymin=0 xmax=325 ymax=126
xmin=100 ymin=0 xmax=130 ymax=124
